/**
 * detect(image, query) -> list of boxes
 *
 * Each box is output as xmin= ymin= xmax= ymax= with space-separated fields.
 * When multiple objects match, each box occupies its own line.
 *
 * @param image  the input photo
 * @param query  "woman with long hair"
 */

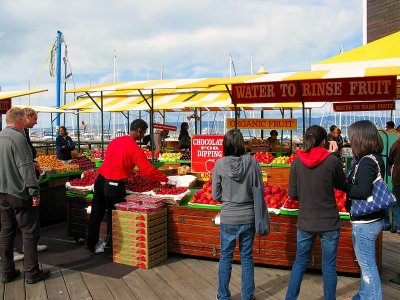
xmin=285 ymin=125 xmax=346 ymax=300
xmin=212 ymin=129 xmax=263 ymax=300
xmin=346 ymin=120 xmax=385 ymax=300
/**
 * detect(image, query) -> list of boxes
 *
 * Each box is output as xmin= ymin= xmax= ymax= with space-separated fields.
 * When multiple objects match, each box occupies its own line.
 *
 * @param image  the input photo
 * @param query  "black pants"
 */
xmin=0 ymin=194 xmax=40 ymax=279
xmin=85 ymin=175 xmax=126 ymax=250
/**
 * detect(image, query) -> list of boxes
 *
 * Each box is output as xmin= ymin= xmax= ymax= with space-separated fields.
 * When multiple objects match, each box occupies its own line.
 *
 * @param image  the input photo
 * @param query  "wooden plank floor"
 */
xmin=1 ymin=231 xmax=399 ymax=300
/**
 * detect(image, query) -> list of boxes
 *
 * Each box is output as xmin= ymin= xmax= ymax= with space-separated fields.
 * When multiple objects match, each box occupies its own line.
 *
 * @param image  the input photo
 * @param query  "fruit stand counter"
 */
xmin=167 ymin=204 xmax=382 ymax=274
xmin=38 ymin=171 xmax=83 ymax=226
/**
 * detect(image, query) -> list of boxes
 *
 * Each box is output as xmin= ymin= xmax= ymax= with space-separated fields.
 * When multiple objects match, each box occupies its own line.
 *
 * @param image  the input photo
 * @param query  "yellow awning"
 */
xmin=0 ymin=89 xmax=48 ymax=100
xmin=65 ymin=76 xmax=264 ymax=94
xmin=314 ymin=31 xmax=400 ymax=66
xmin=311 ymin=31 xmax=400 ymax=77
xmin=12 ymin=104 xmax=69 ymax=113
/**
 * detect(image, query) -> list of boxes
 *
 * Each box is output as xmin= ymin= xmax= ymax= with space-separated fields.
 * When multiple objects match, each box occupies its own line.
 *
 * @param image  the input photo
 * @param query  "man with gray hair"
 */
xmin=23 ymin=107 xmax=47 ymax=253
xmin=0 ymin=108 xmax=50 ymax=284
xmin=23 ymin=107 xmax=38 ymax=159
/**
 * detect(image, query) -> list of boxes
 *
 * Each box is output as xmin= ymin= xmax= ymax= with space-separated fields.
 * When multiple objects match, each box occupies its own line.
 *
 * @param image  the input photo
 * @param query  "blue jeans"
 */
xmin=285 ymin=228 xmax=340 ymax=300
xmin=218 ymin=223 xmax=255 ymax=300
xmin=351 ymin=220 xmax=383 ymax=300
xmin=391 ymin=186 xmax=400 ymax=231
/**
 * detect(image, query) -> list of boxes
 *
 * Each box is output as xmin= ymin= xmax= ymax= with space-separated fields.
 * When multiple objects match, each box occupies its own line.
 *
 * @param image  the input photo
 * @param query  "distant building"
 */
xmin=365 ymin=0 xmax=400 ymax=42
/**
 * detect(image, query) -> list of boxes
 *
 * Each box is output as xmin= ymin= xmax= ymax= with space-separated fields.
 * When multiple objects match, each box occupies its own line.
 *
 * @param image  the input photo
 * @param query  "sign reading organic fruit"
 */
xmin=191 ymin=135 xmax=224 ymax=173
xmin=231 ymin=75 xmax=397 ymax=103
xmin=333 ymin=101 xmax=395 ymax=112
xmin=0 ymin=99 xmax=11 ymax=114
xmin=153 ymin=123 xmax=177 ymax=131
xmin=226 ymin=118 xmax=297 ymax=130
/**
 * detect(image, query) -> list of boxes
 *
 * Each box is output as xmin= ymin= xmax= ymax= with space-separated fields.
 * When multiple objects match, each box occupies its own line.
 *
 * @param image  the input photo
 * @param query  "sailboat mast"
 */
xmin=55 ymin=30 xmax=63 ymax=131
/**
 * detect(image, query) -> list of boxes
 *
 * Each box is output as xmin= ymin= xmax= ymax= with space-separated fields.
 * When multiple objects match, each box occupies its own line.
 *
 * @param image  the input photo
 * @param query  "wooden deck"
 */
xmin=1 ymin=231 xmax=399 ymax=300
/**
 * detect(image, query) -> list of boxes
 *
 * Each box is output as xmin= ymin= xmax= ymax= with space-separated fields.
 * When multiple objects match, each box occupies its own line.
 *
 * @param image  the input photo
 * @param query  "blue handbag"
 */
xmin=350 ymin=155 xmax=397 ymax=217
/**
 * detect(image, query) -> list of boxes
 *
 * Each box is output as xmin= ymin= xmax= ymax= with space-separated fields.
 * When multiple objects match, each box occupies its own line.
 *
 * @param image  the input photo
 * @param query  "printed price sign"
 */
xmin=191 ymin=135 xmax=224 ymax=173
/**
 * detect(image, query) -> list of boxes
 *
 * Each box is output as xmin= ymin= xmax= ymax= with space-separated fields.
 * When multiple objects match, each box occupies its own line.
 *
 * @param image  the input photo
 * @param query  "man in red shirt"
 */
xmin=84 ymin=119 xmax=168 ymax=253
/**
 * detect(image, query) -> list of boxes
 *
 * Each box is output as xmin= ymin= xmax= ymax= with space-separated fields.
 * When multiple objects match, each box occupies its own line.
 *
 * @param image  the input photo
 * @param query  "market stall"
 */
xmin=58 ymin=32 xmax=400 ymax=273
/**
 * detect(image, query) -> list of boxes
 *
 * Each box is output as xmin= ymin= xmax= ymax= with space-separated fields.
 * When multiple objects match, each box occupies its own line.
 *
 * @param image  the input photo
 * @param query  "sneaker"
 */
xmin=26 ymin=269 xmax=51 ymax=284
xmin=13 ymin=251 xmax=24 ymax=262
xmin=390 ymin=227 xmax=397 ymax=233
xmin=94 ymin=240 xmax=106 ymax=253
xmin=1 ymin=269 xmax=21 ymax=283
xmin=36 ymin=244 xmax=47 ymax=252
xmin=397 ymin=230 xmax=400 ymax=234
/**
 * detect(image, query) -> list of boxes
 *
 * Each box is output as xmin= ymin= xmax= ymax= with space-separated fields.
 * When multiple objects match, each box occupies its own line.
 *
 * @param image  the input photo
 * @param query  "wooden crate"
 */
xmin=262 ymin=166 xmax=291 ymax=190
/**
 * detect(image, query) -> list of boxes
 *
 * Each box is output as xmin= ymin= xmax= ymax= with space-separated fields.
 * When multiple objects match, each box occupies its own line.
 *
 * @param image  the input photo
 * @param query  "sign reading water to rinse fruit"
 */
xmin=191 ymin=135 xmax=224 ymax=173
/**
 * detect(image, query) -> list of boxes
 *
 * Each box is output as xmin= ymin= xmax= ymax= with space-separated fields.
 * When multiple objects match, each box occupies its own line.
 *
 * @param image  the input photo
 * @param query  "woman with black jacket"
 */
xmin=346 ymin=120 xmax=385 ymax=300
xmin=56 ymin=126 xmax=75 ymax=162
xmin=285 ymin=125 xmax=347 ymax=300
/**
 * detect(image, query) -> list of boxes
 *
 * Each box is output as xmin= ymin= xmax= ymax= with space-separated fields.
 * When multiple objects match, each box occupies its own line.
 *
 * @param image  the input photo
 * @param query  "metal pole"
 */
xmin=194 ymin=108 xmax=198 ymax=134
xmin=290 ymin=109 xmax=293 ymax=154
xmin=150 ymin=90 xmax=154 ymax=163
xmin=101 ymin=91 xmax=104 ymax=159
xmin=260 ymin=110 xmax=264 ymax=139
xmin=56 ymin=30 xmax=62 ymax=133
xmin=77 ymin=112 xmax=80 ymax=153
xmin=63 ymin=44 xmax=67 ymax=125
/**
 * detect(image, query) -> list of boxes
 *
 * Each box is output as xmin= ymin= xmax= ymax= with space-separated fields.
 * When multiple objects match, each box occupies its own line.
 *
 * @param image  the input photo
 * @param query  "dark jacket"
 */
xmin=345 ymin=154 xmax=386 ymax=221
xmin=212 ymin=155 xmax=263 ymax=225
xmin=24 ymin=128 xmax=37 ymax=160
xmin=178 ymin=130 xmax=191 ymax=150
xmin=289 ymin=147 xmax=347 ymax=232
xmin=56 ymin=135 xmax=75 ymax=160
xmin=388 ymin=140 xmax=400 ymax=186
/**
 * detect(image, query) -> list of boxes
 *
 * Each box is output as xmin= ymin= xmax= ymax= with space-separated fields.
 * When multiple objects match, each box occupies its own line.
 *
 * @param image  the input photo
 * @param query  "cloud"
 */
xmin=0 ymin=0 xmax=363 ymax=112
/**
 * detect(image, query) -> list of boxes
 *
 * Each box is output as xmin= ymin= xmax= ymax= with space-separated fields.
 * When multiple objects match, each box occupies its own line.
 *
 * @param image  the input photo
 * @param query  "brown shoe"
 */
xmin=26 ymin=270 xmax=50 ymax=284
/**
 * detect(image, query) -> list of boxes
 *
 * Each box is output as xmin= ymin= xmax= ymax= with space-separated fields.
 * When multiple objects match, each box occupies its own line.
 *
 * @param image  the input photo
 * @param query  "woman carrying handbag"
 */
xmin=212 ymin=129 xmax=264 ymax=300
xmin=346 ymin=120 xmax=386 ymax=300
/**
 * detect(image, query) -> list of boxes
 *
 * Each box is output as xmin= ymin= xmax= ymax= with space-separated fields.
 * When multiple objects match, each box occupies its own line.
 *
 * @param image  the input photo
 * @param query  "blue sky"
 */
xmin=0 ymin=0 xmax=365 ymax=128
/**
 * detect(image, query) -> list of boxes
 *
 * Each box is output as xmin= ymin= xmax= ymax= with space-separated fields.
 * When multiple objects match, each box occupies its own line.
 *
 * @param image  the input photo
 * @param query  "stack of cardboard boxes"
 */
xmin=112 ymin=208 xmax=167 ymax=269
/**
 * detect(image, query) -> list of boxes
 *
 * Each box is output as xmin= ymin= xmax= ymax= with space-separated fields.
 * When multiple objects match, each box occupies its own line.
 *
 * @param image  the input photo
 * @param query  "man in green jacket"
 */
xmin=0 ymin=108 xmax=50 ymax=284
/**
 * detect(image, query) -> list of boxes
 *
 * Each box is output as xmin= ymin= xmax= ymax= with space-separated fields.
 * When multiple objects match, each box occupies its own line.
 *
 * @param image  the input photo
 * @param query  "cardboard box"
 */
xmin=112 ymin=209 xmax=167 ymax=229
xmin=113 ymin=254 xmax=167 ymax=269
xmin=112 ymin=222 xmax=167 ymax=236
xmin=113 ymin=248 xmax=167 ymax=262
xmin=113 ymin=242 xmax=166 ymax=255
xmin=112 ymin=228 xmax=167 ymax=243
xmin=113 ymin=235 xmax=167 ymax=249
xmin=113 ymin=209 xmax=166 ymax=221
xmin=112 ymin=216 xmax=166 ymax=229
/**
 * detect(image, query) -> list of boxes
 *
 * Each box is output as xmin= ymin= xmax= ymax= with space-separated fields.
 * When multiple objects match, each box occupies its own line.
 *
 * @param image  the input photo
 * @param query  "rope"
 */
xmin=33 ymin=42 xmax=56 ymax=88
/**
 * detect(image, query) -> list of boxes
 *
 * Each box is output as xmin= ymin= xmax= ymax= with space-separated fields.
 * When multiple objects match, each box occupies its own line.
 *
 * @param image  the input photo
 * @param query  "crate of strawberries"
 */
xmin=65 ymin=169 xmax=98 ymax=195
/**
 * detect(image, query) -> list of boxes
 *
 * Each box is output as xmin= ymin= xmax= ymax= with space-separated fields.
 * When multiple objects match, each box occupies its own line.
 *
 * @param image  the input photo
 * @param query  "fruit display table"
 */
xmin=38 ymin=172 xmax=82 ymax=226
xmin=167 ymin=204 xmax=382 ymax=275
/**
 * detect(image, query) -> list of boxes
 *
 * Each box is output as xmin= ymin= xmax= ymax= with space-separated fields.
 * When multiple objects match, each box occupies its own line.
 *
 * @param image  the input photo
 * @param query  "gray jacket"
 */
xmin=0 ymin=126 xmax=40 ymax=200
xmin=212 ymin=155 xmax=263 ymax=225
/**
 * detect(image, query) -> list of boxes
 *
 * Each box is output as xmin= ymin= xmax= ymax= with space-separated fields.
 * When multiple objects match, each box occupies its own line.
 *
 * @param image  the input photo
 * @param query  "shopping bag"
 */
xmin=253 ymin=186 xmax=270 ymax=235
xmin=350 ymin=155 xmax=397 ymax=217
